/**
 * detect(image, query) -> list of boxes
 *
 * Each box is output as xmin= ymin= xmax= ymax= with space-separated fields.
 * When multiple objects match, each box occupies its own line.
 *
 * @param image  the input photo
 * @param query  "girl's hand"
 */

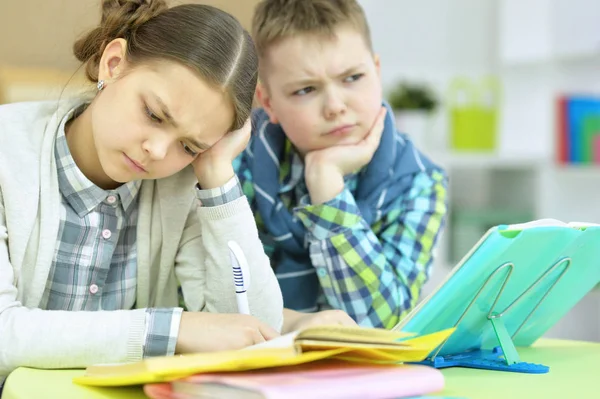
xmin=175 ymin=311 xmax=279 ymax=353
xmin=192 ymin=119 xmax=251 ymax=189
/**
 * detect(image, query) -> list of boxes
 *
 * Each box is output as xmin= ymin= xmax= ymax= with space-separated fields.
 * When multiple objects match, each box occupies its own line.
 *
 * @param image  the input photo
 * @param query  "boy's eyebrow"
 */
xmin=283 ymin=78 xmax=320 ymax=90
xmin=284 ymin=63 xmax=368 ymax=89
xmin=336 ymin=63 xmax=366 ymax=78
xmin=152 ymin=94 xmax=211 ymax=151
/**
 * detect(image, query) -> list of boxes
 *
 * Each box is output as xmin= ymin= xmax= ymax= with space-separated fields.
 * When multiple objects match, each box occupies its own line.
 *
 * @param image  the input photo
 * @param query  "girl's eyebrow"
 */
xmin=153 ymin=94 xmax=179 ymax=128
xmin=188 ymin=138 xmax=211 ymax=151
xmin=152 ymin=94 xmax=210 ymax=150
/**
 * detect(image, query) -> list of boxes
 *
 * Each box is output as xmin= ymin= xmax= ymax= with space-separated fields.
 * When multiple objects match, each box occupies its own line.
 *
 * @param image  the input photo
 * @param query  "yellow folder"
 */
xmin=74 ymin=325 xmax=455 ymax=387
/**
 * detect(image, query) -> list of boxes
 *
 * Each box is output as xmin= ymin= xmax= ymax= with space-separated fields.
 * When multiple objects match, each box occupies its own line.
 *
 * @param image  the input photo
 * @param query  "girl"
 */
xmin=0 ymin=0 xmax=283 ymax=382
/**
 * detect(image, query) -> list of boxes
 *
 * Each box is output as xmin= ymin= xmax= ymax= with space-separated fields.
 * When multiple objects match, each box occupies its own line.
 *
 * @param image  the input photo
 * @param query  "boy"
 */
xmin=234 ymin=0 xmax=448 ymax=330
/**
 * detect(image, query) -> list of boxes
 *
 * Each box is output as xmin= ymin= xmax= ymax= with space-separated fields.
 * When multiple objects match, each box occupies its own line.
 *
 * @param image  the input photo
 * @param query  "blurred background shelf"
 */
xmin=427 ymin=151 xmax=549 ymax=169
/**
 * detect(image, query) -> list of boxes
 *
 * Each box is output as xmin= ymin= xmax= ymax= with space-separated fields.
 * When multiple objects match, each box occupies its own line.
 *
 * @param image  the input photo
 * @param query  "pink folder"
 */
xmin=144 ymin=360 xmax=445 ymax=399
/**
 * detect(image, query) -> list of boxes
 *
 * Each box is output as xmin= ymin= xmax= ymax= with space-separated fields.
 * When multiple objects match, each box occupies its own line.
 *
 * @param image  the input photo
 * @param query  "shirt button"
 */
xmin=89 ymin=284 xmax=99 ymax=294
xmin=102 ymin=229 xmax=112 ymax=239
xmin=317 ymin=268 xmax=327 ymax=277
xmin=106 ymin=195 xmax=117 ymax=205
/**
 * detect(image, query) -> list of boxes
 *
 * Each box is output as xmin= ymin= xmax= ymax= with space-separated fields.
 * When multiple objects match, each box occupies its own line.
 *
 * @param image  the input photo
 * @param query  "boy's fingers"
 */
xmin=363 ymin=107 xmax=387 ymax=150
xmin=374 ymin=106 xmax=387 ymax=135
xmin=366 ymin=107 xmax=386 ymax=139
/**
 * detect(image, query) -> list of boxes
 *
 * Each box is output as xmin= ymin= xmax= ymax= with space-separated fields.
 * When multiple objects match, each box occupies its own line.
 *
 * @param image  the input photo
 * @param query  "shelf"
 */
xmin=554 ymin=164 xmax=600 ymax=173
xmin=427 ymin=151 xmax=549 ymax=170
xmin=500 ymin=51 xmax=600 ymax=70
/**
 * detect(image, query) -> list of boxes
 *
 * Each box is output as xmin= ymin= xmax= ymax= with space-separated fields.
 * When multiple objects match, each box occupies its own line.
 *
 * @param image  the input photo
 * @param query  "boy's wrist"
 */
xmin=304 ymin=163 xmax=344 ymax=205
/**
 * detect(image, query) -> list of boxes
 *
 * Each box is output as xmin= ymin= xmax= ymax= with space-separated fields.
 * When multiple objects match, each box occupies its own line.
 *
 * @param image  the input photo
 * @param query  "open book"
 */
xmin=243 ymin=325 xmax=454 ymax=362
xmin=74 ymin=325 xmax=454 ymax=387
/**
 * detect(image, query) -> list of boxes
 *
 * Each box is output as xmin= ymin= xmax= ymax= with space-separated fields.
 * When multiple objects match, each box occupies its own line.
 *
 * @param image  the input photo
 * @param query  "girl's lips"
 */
xmin=123 ymin=153 xmax=148 ymax=173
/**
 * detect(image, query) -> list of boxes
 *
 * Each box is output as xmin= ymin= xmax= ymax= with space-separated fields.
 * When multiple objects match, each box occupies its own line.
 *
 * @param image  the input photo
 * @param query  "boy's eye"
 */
xmin=293 ymin=86 xmax=315 ymax=96
xmin=344 ymin=73 xmax=364 ymax=83
xmin=144 ymin=105 xmax=163 ymax=124
xmin=181 ymin=142 xmax=199 ymax=157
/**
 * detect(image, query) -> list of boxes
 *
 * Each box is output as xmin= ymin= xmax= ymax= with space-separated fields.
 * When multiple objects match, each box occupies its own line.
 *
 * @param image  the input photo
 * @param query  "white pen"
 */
xmin=228 ymin=240 xmax=251 ymax=315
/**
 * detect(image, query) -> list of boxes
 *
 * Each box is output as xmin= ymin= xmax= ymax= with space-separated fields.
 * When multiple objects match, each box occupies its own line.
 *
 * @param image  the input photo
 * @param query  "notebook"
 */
xmin=73 ymin=325 xmax=455 ymax=387
xmin=143 ymin=360 xmax=445 ymax=399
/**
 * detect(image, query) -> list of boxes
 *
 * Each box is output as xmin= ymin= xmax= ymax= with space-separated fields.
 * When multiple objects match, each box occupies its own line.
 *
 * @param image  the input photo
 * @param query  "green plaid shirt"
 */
xmin=40 ymin=107 xmax=242 ymax=357
xmin=235 ymin=137 xmax=448 ymax=328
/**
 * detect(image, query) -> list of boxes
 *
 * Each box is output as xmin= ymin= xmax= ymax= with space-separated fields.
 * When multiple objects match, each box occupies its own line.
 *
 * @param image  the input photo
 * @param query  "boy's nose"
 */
xmin=323 ymin=92 xmax=347 ymax=119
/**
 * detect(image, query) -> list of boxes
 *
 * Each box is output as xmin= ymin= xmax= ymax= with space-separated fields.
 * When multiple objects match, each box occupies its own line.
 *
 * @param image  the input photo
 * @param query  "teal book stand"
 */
xmin=394 ymin=220 xmax=600 ymax=374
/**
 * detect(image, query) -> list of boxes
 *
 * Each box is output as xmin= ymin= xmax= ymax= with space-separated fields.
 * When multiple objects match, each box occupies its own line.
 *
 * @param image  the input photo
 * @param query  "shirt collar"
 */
xmin=278 ymin=139 xmax=305 ymax=194
xmin=54 ymin=106 xmax=141 ymax=217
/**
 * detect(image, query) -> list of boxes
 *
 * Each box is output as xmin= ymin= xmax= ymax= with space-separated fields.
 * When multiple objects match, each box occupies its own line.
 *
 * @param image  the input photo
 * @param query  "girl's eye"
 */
xmin=181 ymin=142 xmax=198 ymax=157
xmin=344 ymin=73 xmax=364 ymax=83
xmin=293 ymin=86 xmax=315 ymax=96
xmin=145 ymin=106 xmax=163 ymax=124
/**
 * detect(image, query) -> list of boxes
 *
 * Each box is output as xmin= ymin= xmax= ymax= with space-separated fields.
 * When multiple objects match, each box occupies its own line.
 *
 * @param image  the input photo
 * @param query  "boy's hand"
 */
xmin=175 ymin=312 xmax=279 ymax=354
xmin=283 ymin=309 xmax=358 ymax=334
xmin=304 ymin=107 xmax=386 ymax=204
xmin=192 ymin=119 xmax=251 ymax=189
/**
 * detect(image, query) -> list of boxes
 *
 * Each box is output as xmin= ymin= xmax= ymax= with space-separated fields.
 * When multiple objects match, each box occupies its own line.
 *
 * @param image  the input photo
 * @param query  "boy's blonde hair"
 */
xmin=252 ymin=0 xmax=373 ymax=61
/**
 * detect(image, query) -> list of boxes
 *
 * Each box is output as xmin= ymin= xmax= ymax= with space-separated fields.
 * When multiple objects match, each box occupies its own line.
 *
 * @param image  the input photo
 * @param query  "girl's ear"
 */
xmin=97 ymin=38 xmax=129 ymax=82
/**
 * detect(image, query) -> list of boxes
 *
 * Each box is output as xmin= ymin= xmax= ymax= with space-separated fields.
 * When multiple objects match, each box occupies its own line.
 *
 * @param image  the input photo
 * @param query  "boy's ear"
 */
xmin=374 ymin=53 xmax=381 ymax=78
xmin=256 ymin=82 xmax=279 ymax=124
xmin=98 ymin=38 xmax=128 ymax=82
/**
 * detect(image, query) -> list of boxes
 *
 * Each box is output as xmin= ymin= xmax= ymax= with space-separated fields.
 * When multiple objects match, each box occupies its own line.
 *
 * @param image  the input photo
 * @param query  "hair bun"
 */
xmin=73 ymin=0 xmax=167 ymax=81
xmin=101 ymin=0 xmax=168 ymax=37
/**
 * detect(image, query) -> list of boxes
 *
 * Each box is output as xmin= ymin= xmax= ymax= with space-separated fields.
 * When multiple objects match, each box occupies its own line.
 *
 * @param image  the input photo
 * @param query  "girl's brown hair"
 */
xmin=74 ymin=0 xmax=258 ymax=130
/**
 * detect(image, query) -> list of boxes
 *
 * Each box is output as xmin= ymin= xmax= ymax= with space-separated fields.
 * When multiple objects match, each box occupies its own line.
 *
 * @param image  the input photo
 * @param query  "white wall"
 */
xmin=359 ymin=0 xmax=498 ymax=88
xmin=359 ymin=0 xmax=498 ymax=152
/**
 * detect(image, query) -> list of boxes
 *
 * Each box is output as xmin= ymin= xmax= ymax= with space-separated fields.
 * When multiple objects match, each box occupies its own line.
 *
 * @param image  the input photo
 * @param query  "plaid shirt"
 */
xmin=235 ymin=137 xmax=448 ymax=329
xmin=40 ymin=107 xmax=243 ymax=358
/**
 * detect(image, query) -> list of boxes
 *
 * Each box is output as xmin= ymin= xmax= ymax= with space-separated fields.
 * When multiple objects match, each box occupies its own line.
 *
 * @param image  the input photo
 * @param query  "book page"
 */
xmin=504 ymin=218 xmax=599 ymax=231
xmin=568 ymin=221 xmax=600 ymax=228
xmin=295 ymin=325 xmax=414 ymax=345
xmin=245 ymin=332 xmax=299 ymax=350
xmin=504 ymin=218 xmax=568 ymax=230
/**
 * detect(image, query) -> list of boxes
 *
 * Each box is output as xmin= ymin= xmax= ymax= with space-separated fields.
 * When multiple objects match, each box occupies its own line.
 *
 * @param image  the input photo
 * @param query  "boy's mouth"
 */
xmin=324 ymin=124 xmax=356 ymax=137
